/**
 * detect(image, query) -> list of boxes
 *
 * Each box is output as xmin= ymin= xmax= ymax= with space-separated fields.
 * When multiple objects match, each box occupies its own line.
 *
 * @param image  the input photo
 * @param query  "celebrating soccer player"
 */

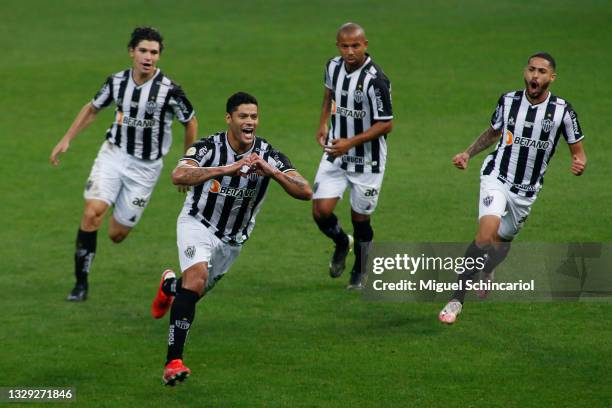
xmin=150 ymin=92 xmax=312 ymax=385
xmin=439 ymin=52 xmax=587 ymax=324
xmin=312 ymin=23 xmax=393 ymax=289
xmin=50 ymin=27 xmax=198 ymax=302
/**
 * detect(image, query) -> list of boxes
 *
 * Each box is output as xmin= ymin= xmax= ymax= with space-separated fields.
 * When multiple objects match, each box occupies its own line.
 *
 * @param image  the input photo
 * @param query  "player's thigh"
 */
xmin=177 ymin=215 xmax=216 ymax=273
xmin=113 ymin=157 xmax=163 ymax=228
xmin=83 ymin=142 xmax=123 ymax=206
xmin=498 ymin=194 xmax=535 ymax=241
xmin=347 ymin=171 xmax=384 ymax=216
xmin=478 ymin=176 xmax=510 ymax=241
xmin=206 ymin=243 xmax=242 ymax=293
xmin=313 ymin=156 xmax=349 ymax=201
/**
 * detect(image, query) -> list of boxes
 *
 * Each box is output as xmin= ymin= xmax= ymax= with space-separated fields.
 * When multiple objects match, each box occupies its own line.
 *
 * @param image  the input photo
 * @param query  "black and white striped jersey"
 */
xmin=324 ymin=55 xmax=393 ymax=173
xmin=92 ymin=68 xmax=194 ymax=160
xmin=481 ymin=90 xmax=585 ymax=197
xmin=181 ymin=132 xmax=295 ymax=245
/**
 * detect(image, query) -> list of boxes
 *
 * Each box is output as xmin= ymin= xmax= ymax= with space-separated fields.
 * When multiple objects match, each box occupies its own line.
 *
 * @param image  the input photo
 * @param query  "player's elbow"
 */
xmin=381 ymin=120 xmax=393 ymax=134
xmin=171 ymin=168 xmax=187 ymax=185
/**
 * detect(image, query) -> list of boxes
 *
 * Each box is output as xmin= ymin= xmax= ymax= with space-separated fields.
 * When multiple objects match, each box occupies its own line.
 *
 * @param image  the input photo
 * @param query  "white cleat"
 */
xmin=439 ymin=300 xmax=463 ymax=324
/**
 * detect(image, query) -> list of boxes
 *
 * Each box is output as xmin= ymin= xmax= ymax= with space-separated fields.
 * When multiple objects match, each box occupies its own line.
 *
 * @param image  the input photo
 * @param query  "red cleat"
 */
xmin=163 ymin=359 xmax=191 ymax=386
xmin=151 ymin=269 xmax=176 ymax=319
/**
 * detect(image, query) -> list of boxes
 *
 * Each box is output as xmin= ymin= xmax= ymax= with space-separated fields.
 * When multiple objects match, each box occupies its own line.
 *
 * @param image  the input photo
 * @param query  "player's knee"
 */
xmin=82 ymin=207 xmax=104 ymax=230
xmin=475 ymin=231 xmax=497 ymax=246
xmin=183 ymin=269 xmax=208 ymax=296
xmin=109 ymin=230 xmax=128 ymax=243
xmin=312 ymin=203 xmax=331 ymax=221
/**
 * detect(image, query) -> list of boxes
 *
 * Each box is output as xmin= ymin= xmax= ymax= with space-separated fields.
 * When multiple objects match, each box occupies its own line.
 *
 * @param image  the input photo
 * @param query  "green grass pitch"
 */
xmin=1 ymin=0 xmax=611 ymax=406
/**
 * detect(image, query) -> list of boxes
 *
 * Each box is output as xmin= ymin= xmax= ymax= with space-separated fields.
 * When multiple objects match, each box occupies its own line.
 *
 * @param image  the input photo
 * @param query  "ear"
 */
xmin=550 ymin=72 xmax=557 ymax=82
xmin=128 ymin=47 xmax=135 ymax=58
xmin=363 ymin=40 xmax=369 ymax=48
xmin=225 ymin=112 xmax=231 ymax=125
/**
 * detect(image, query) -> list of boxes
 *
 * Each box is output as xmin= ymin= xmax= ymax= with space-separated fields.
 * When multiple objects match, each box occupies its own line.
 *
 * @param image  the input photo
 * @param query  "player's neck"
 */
xmin=227 ymin=131 xmax=254 ymax=155
xmin=132 ymin=69 xmax=156 ymax=86
xmin=344 ymin=58 xmax=366 ymax=73
xmin=525 ymin=90 xmax=550 ymax=105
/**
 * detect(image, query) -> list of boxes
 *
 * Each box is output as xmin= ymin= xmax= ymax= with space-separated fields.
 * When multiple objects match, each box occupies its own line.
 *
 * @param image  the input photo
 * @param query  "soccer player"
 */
xmin=50 ymin=27 xmax=198 ymax=302
xmin=312 ymin=22 xmax=393 ymax=289
xmin=150 ymin=92 xmax=312 ymax=386
xmin=439 ymin=52 xmax=587 ymax=324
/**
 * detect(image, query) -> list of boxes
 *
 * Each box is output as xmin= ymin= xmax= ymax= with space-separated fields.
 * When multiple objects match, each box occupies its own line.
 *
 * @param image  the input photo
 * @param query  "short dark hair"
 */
xmin=128 ymin=27 xmax=164 ymax=53
xmin=528 ymin=52 xmax=556 ymax=71
xmin=226 ymin=92 xmax=258 ymax=114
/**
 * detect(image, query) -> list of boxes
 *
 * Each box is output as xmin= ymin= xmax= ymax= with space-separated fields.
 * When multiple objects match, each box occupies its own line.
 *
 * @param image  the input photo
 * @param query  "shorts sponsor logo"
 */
xmin=313 ymin=182 xmax=319 ymax=193
xmin=186 ymin=147 xmax=197 ymax=156
xmin=184 ymin=245 xmax=196 ymax=259
xmin=336 ymin=106 xmax=366 ymax=119
xmin=175 ymin=319 xmax=191 ymax=330
xmin=364 ymin=188 xmax=379 ymax=197
xmin=483 ymin=195 xmax=494 ymax=207
xmin=513 ymin=136 xmax=550 ymax=150
xmin=145 ymin=100 xmax=158 ymax=115
xmin=541 ymin=119 xmax=554 ymax=133
xmin=132 ymin=197 xmax=147 ymax=208
xmin=354 ymin=89 xmax=364 ymax=103
xmin=85 ymin=179 xmax=93 ymax=191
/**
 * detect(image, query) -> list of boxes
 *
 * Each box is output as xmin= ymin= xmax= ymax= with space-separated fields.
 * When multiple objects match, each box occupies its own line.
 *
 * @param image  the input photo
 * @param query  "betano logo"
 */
xmin=209 ymin=180 xmax=257 ymax=198
xmin=506 ymin=130 xmax=550 ymax=150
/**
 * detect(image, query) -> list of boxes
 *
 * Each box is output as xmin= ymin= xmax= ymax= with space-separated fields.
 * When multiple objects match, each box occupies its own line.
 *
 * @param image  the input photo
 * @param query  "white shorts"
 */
xmin=312 ymin=156 xmax=385 ymax=215
xmin=478 ymin=175 xmax=536 ymax=240
xmin=176 ymin=214 xmax=242 ymax=293
xmin=84 ymin=141 xmax=163 ymax=227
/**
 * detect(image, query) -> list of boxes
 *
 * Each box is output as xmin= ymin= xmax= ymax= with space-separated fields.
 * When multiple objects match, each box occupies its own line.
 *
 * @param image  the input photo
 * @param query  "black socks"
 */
xmin=74 ymin=229 xmax=97 ymax=289
xmin=315 ymin=214 xmax=349 ymax=247
xmin=166 ymin=287 xmax=199 ymax=364
xmin=352 ymin=219 xmax=374 ymax=275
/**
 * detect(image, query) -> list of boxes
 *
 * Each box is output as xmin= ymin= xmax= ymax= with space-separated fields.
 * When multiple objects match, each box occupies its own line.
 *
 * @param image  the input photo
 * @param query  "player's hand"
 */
xmin=231 ymin=153 xmax=257 ymax=177
xmin=250 ymin=155 xmax=279 ymax=177
xmin=571 ymin=154 xmax=586 ymax=176
xmin=316 ymin=125 xmax=328 ymax=147
xmin=50 ymin=139 xmax=70 ymax=166
xmin=452 ymin=152 xmax=470 ymax=170
xmin=324 ymin=138 xmax=353 ymax=158
xmin=177 ymin=185 xmax=190 ymax=193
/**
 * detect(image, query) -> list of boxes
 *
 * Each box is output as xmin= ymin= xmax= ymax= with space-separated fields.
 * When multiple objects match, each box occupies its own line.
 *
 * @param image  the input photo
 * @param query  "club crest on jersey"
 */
xmin=541 ymin=119 xmax=554 ymax=133
xmin=145 ymin=100 xmax=158 ymax=115
xmin=354 ymin=89 xmax=364 ymax=103
xmin=483 ymin=195 xmax=494 ymax=207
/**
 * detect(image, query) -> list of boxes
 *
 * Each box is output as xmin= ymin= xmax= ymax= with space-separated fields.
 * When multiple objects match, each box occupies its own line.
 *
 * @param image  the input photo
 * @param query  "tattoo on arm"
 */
xmin=284 ymin=173 xmax=307 ymax=190
xmin=176 ymin=165 xmax=211 ymax=184
xmin=466 ymin=127 xmax=501 ymax=157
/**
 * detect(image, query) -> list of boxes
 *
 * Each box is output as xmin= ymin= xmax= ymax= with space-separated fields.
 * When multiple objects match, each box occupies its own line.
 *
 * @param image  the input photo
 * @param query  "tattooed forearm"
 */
xmin=173 ymin=164 xmax=215 ymax=186
xmin=284 ymin=174 xmax=307 ymax=190
xmin=466 ymin=127 xmax=501 ymax=157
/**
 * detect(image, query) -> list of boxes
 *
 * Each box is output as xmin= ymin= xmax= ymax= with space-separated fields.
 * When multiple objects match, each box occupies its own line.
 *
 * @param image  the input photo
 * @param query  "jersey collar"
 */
xmin=129 ymin=68 xmax=160 ymax=89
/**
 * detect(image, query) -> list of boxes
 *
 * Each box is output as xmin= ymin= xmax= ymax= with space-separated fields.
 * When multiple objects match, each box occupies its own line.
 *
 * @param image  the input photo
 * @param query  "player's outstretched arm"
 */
xmin=452 ymin=126 xmax=501 ymax=170
xmin=325 ymin=120 xmax=393 ymax=158
xmin=50 ymin=102 xmax=99 ymax=166
xmin=172 ymin=155 xmax=254 ymax=186
xmin=569 ymin=141 xmax=586 ymax=176
xmin=316 ymin=88 xmax=333 ymax=147
xmin=250 ymin=155 xmax=312 ymax=200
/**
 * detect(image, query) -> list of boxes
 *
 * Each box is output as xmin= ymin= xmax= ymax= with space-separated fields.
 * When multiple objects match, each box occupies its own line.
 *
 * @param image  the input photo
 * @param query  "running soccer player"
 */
xmin=150 ymin=92 xmax=312 ymax=385
xmin=439 ymin=52 xmax=587 ymax=324
xmin=312 ymin=22 xmax=393 ymax=289
xmin=50 ymin=27 xmax=198 ymax=302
